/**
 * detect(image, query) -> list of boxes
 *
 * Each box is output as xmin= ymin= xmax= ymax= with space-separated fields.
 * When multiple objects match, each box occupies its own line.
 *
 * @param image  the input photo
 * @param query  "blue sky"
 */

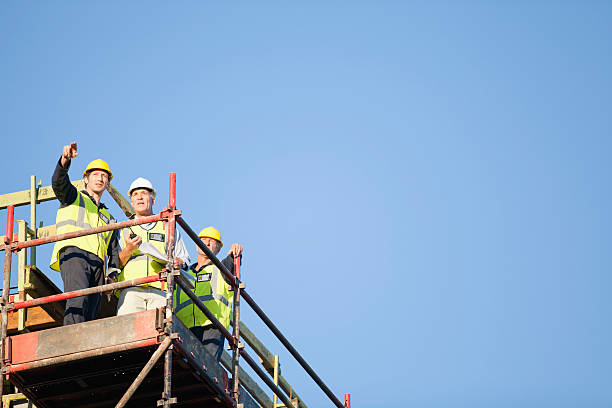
xmin=1 ymin=2 xmax=611 ymax=407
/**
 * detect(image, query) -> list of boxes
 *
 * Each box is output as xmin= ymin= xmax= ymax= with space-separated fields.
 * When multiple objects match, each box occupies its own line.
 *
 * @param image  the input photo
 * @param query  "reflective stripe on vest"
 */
xmin=116 ymin=222 xmax=167 ymax=292
xmin=50 ymin=192 xmax=115 ymax=271
xmin=173 ymin=264 xmax=232 ymax=329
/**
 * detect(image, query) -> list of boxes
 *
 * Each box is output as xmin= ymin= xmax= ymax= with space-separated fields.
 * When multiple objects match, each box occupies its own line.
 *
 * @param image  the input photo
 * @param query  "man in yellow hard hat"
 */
xmin=173 ymin=226 xmax=243 ymax=362
xmin=50 ymin=142 xmax=121 ymax=325
xmin=112 ymin=177 xmax=190 ymax=315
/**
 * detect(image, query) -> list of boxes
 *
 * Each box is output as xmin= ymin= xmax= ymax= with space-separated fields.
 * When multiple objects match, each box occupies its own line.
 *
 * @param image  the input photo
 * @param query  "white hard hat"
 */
xmin=128 ymin=177 xmax=156 ymax=198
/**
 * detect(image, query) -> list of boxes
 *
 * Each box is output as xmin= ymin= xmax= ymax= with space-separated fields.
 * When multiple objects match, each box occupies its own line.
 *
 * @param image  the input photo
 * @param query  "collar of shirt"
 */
xmin=129 ymin=215 xmax=156 ymax=230
xmin=190 ymin=261 xmax=213 ymax=273
xmin=80 ymin=190 xmax=108 ymax=209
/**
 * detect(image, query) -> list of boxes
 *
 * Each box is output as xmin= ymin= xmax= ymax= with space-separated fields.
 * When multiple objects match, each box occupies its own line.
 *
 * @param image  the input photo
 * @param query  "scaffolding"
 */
xmin=0 ymin=173 xmax=350 ymax=408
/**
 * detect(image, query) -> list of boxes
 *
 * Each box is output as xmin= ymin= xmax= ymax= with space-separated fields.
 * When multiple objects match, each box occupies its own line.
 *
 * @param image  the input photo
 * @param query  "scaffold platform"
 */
xmin=4 ymin=309 xmax=257 ymax=408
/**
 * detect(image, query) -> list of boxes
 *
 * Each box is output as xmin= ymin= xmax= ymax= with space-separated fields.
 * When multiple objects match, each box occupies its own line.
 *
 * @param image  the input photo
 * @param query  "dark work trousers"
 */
xmin=190 ymin=325 xmax=225 ymax=362
xmin=59 ymin=247 xmax=104 ymax=325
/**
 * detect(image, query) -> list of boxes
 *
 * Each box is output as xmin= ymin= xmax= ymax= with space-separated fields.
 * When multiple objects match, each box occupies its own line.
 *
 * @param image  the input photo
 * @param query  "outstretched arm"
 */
xmin=52 ymin=142 xmax=79 ymax=206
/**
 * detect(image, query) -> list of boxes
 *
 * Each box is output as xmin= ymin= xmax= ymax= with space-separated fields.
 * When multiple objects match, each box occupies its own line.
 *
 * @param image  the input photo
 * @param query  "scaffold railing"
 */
xmin=0 ymin=172 xmax=349 ymax=408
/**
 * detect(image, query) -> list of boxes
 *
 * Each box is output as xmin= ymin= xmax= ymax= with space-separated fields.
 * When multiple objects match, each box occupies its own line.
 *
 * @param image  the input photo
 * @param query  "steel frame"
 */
xmin=0 ymin=172 xmax=349 ymax=408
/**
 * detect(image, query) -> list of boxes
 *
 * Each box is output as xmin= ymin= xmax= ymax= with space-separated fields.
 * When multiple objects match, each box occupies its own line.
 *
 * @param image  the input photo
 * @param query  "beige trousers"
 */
xmin=117 ymin=287 xmax=167 ymax=315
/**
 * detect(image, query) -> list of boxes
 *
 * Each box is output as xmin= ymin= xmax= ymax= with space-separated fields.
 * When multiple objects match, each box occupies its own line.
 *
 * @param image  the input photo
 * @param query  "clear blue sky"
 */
xmin=1 ymin=2 xmax=611 ymax=407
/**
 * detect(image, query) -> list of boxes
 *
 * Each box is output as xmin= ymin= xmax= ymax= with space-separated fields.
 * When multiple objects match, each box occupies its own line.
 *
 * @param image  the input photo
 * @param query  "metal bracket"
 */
xmin=155 ymin=308 xmax=165 ymax=331
xmin=226 ymin=342 xmax=244 ymax=350
xmin=156 ymin=397 xmax=177 ymax=406
xmin=160 ymin=208 xmax=182 ymax=220
xmin=228 ymin=282 xmax=245 ymax=292
xmin=2 ymin=337 xmax=11 ymax=366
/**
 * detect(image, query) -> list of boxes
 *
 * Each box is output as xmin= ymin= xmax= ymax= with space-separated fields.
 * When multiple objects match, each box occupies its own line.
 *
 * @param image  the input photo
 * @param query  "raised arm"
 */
xmin=52 ymin=142 xmax=79 ymax=206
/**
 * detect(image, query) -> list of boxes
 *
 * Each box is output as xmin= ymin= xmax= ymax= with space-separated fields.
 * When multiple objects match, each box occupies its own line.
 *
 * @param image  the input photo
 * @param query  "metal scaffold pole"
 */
xmin=231 ymin=254 xmax=244 ymax=407
xmin=161 ymin=172 xmax=177 ymax=408
xmin=0 ymin=205 xmax=15 ymax=401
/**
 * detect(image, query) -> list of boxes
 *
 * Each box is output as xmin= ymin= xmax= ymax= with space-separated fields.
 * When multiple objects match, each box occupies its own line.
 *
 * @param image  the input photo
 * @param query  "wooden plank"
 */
xmin=220 ymin=351 xmax=273 ymax=408
xmin=0 ymin=180 xmax=85 ymax=210
xmin=106 ymin=183 xmax=135 ymax=218
xmin=33 ymin=224 xmax=56 ymax=239
xmin=7 ymin=306 xmax=59 ymax=334
xmin=17 ymin=221 xmax=27 ymax=331
xmin=238 ymin=322 xmax=276 ymax=373
xmin=1 ymin=225 xmax=62 ymax=251
xmin=23 ymin=266 xmax=64 ymax=322
xmin=237 ymin=322 xmax=308 ymax=408
xmin=1 ymin=392 xmax=29 ymax=408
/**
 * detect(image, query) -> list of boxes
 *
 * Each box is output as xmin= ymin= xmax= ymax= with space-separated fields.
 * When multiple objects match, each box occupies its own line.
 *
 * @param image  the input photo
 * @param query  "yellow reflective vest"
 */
xmin=50 ymin=191 xmax=115 ymax=271
xmin=174 ymin=263 xmax=233 ymax=330
xmin=117 ymin=221 xmax=167 ymax=291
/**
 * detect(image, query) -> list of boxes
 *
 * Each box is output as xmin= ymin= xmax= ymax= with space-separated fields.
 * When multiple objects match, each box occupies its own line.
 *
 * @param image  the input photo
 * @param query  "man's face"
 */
xmin=198 ymin=237 xmax=221 ymax=256
xmin=130 ymin=188 xmax=155 ymax=216
xmin=85 ymin=170 xmax=109 ymax=194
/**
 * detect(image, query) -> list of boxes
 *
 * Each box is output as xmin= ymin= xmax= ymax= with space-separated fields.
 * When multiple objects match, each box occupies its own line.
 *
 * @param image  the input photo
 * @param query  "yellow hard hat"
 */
xmin=83 ymin=159 xmax=113 ymax=180
xmin=198 ymin=226 xmax=223 ymax=247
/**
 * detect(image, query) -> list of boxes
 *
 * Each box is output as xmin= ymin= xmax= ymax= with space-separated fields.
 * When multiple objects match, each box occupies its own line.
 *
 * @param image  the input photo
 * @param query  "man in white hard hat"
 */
xmin=112 ymin=177 xmax=190 ymax=315
xmin=50 ymin=142 xmax=121 ymax=325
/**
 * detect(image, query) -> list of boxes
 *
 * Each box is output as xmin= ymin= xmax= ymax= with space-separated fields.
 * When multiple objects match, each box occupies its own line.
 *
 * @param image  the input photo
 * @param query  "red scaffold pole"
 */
xmin=161 ymin=172 xmax=177 ymax=408
xmin=231 ymin=254 xmax=242 ymax=404
xmin=10 ymin=274 xmax=164 ymax=311
xmin=0 ymin=205 xmax=15 ymax=401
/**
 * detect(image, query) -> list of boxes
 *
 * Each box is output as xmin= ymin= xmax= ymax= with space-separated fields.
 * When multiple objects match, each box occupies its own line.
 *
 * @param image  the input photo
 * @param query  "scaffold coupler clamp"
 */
xmin=226 ymin=341 xmax=244 ymax=350
xmin=156 ymin=395 xmax=177 ymax=407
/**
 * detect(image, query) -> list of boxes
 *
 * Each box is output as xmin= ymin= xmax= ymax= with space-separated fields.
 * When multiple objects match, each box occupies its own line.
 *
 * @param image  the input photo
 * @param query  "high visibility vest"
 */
xmin=117 ymin=221 xmax=167 ymax=291
xmin=174 ymin=264 xmax=233 ymax=330
xmin=50 ymin=191 xmax=115 ymax=271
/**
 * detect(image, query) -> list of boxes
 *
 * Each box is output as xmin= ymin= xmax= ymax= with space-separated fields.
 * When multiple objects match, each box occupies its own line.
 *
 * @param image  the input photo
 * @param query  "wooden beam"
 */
xmin=220 ymin=351 xmax=273 ymax=408
xmin=17 ymin=221 xmax=27 ymax=331
xmin=7 ymin=306 xmax=60 ymax=333
xmin=106 ymin=183 xmax=135 ymax=218
xmin=236 ymin=321 xmax=308 ymax=408
xmin=238 ymin=321 xmax=277 ymax=373
xmin=0 ymin=180 xmax=85 ymax=210
xmin=23 ymin=265 xmax=64 ymax=323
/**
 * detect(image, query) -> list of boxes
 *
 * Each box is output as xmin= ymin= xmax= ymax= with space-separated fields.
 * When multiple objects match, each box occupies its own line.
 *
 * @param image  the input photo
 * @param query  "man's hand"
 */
xmin=174 ymin=257 xmax=185 ymax=269
xmin=104 ymin=268 xmax=119 ymax=295
xmin=228 ymin=243 xmax=243 ymax=258
xmin=104 ymin=275 xmax=116 ymax=295
xmin=60 ymin=142 xmax=78 ymax=168
xmin=125 ymin=234 xmax=142 ymax=254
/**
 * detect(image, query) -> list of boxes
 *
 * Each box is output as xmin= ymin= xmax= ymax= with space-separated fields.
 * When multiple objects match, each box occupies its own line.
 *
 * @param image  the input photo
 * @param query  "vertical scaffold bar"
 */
xmin=273 ymin=355 xmax=280 ymax=407
xmin=231 ymin=255 xmax=242 ymax=405
xmin=0 ymin=205 xmax=15 ymax=401
xmin=30 ymin=175 xmax=37 ymax=265
xmin=16 ymin=221 xmax=26 ymax=332
xmin=161 ymin=173 xmax=177 ymax=408
xmin=344 ymin=394 xmax=350 ymax=408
